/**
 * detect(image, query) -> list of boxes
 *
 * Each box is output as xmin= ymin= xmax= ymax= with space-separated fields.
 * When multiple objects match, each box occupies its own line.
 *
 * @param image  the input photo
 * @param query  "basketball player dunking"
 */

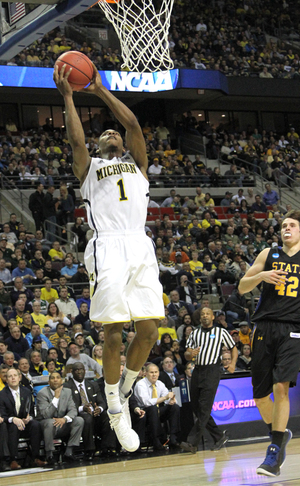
xmin=53 ymin=64 xmax=164 ymax=452
xmin=239 ymin=210 xmax=300 ymax=477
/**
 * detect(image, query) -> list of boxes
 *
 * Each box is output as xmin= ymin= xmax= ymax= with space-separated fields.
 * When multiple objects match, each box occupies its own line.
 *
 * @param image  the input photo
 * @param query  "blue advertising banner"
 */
xmin=0 ymin=66 xmax=227 ymax=93
xmin=212 ymin=375 xmax=300 ymax=425
xmin=178 ymin=69 xmax=228 ymax=93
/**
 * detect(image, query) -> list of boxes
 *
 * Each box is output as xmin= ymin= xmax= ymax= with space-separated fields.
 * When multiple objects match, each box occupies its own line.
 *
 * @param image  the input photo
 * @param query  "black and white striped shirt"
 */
xmin=186 ymin=326 xmax=235 ymax=366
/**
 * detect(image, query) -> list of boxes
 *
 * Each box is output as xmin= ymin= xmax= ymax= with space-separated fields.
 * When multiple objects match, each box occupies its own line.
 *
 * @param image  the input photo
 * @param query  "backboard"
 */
xmin=0 ymin=0 xmax=97 ymax=61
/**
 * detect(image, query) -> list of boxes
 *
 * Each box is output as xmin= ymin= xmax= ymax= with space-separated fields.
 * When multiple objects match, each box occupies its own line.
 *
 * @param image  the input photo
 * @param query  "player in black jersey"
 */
xmin=239 ymin=210 xmax=300 ymax=477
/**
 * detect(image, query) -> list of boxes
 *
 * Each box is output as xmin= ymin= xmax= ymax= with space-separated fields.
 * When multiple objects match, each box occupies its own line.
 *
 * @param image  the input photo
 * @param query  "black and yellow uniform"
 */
xmin=252 ymin=247 xmax=300 ymax=398
xmin=253 ymin=247 xmax=300 ymax=323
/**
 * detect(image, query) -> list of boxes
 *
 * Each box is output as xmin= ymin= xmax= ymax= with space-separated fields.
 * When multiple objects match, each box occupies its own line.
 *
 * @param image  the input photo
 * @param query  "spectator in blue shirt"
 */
xmin=11 ymin=259 xmax=36 ymax=285
xmin=61 ymin=256 xmax=78 ymax=280
xmin=76 ymin=287 xmax=91 ymax=311
xmin=262 ymin=183 xmax=280 ymax=206
xmin=25 ymin=322 xmax=53 ymax=350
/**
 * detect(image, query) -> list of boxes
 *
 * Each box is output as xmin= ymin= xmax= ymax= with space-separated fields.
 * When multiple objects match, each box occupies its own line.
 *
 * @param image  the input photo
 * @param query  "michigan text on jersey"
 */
xmin=96 ymin=162 xmax=137 ymax=181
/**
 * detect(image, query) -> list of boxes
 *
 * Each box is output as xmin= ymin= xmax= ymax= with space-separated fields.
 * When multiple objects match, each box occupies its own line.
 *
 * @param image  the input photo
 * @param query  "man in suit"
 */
xmin=176 ymin=275 xmax=199 ymax=313
xmin=36 ymin=371 xmax=84 ymax=465
xmin=64 ymin=362 xmax=117 ymax=459
xmin=167 ymin=290 xmax=191 ymax=319
xmin=159 ymin=357 xmax=180 ymax=390
xmin=0 ymin=367 xmax=46 ymax=470
xmin=18 ymin=357 xmax=34 ymax=392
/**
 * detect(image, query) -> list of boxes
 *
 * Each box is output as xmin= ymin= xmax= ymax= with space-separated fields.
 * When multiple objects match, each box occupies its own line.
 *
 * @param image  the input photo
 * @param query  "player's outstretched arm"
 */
xmin=53 ymin=65 xmax=90 ymax=183
xmin=238 ymin=247 xmax=288 ymax=295
xmin=83 ymin=65 xmax=148 ymax=176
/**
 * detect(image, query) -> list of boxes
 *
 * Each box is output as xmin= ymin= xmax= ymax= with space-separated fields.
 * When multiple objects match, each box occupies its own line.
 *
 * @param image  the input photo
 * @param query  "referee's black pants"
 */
xmin=187 ymin=364 xmax=223 ymax=447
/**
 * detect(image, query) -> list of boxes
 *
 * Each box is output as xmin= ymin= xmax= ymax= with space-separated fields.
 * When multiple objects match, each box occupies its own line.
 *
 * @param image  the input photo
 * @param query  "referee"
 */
xmin=180 ymin=307 xmax=238 ymax=453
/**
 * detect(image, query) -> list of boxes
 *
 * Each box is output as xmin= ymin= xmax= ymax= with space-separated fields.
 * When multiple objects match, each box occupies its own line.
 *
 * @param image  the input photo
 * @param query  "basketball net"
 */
xmin=98 ymin=0 xmax=174 ymax=73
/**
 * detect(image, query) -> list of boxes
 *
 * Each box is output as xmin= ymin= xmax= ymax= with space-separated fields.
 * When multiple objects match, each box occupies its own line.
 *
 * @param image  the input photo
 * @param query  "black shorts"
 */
xmin=252 ymin=321 xmax=300 ymax=399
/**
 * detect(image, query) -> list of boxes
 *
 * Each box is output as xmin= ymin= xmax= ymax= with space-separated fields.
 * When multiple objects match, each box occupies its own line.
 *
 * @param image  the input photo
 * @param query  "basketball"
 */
xmin=55 ymin=51 xmax=94 ymax=91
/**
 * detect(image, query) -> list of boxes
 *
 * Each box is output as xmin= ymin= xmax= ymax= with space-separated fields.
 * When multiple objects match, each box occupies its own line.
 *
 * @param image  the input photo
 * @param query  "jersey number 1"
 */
xmin=117 ymin=179 xmax=128 ymax=201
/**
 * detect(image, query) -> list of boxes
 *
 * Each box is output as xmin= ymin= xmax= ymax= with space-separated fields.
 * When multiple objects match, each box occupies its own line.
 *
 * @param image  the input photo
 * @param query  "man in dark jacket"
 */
xmin=70 ymin=264 xmax=89 ymax=292
xmin=167 ymin=289 xmax=191 ymax=318
xmin=5 ymin=326 xmax=29 ymax=357
xmin=29 ymin=183 xmax=44 ymax=231
xmin=64 ymin=362 xmax=117 ymax=457
xmin=159 ymin=356 xmax=180 ymax=389
xmin=214 ymin=262 xmax=236 ymax=286
xmin=43 ymin=186 xmax=58 ymax=242
xmin=222 ymin=289 xmax=250 ymax=326
xmin=175 ymin=275 xmax=199 ymax=313
xmin=10 ymin=277 xmax=34 ymax=306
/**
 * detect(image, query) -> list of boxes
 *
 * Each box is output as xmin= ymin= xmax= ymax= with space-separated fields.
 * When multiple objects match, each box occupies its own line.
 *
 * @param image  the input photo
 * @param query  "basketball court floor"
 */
xmin=1 ymin=439 xmax=300 ymax=486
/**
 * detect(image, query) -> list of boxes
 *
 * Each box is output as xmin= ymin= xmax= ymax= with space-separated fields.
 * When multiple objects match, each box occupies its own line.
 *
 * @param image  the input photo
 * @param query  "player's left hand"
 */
xmin=82 ymin=64 xmax=103 ymax=94
xmin=53 ymin=64 xmax=73 ymax=98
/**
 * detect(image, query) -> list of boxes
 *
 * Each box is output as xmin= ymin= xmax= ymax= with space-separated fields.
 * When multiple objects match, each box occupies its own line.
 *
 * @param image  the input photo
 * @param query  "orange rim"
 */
xmin=89 ymin=0 xmax=120 ymax=6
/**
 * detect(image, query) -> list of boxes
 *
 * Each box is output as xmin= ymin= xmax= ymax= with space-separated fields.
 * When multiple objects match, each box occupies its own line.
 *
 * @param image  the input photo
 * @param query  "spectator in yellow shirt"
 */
xmin=46 ymin=141 xmax=62 ymax=154
xmin=31 ymin=302 xmax=48 ymax=329
xmin=13 ymin=142 xmax=25 ymax=155
xmin=204 ymin=193 xmax=215 ymax=206
xmin=164 ymin=144 xmax=176 ymax=158
xmin=194 ymin=187 xmax=205 ymax=206
xmin=201 ymin=211 xmax=221 ymax=229
xmin=41 ymin=279 xmax=59 ymax=303
xmin=26 ymin=49 xmax=40 ymax=65
xmin=163 ymin=293 xmax=170 ymax=306
xmin=188 ymin=217 xmax=202 ymax=231
xmin=189 ymin=250 xmax=204 ymax=279
xmin=0 ymin=363 xmax=8 ymax=390
xmin=47 ymin=40 xmax=60 ymax=54
xmin=48 ymin=241 xmax=66 ymax=261
xmin=59 ymin=39 xmax=71 ymax=52
xmin=157 ymin=317 xmax=178 ymax=341
xmin=287 ymin=127 xmax=299 ymax=139
xmin=238 ymin=321 xmax=251 ymax=345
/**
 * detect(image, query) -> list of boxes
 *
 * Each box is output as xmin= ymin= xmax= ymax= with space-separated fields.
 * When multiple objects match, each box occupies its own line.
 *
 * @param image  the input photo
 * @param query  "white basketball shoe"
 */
xmin=107 ymin=410 xmax=140 ymax=452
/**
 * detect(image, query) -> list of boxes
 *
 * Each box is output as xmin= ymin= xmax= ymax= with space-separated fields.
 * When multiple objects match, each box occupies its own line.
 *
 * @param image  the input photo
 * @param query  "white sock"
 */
xmin=105 ymin=381 xmax=122 ymax=414
xmin=119 ymin=366 xmax=139 ymax=397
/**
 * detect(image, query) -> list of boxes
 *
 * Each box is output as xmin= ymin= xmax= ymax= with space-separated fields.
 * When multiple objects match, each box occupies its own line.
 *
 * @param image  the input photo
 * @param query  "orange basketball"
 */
xmin=55 ymin=51 xmax=94 ymax=91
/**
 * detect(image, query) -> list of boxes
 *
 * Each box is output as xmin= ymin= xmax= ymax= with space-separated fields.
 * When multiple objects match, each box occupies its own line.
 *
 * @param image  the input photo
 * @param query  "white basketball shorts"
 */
xmin=84 ymin=230 xmax=164 ymax=324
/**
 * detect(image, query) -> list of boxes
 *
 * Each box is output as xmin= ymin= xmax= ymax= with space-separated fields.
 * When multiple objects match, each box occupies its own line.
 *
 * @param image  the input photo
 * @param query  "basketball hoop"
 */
xmin=98 ymin=0 xmax=174 ymax=73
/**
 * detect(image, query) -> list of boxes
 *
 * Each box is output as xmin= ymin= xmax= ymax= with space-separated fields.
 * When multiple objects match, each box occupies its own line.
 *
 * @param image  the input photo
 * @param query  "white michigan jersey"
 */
xmin=80 ymin=152 xmax=164 ymax=323
xmin=80 ymin=153 xmax=149 ymax=232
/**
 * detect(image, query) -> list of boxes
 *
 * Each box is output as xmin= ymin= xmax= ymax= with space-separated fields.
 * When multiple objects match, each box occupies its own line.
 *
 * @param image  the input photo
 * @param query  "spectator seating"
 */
xmin=220 ymin=284 xmax=237 ymax=305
